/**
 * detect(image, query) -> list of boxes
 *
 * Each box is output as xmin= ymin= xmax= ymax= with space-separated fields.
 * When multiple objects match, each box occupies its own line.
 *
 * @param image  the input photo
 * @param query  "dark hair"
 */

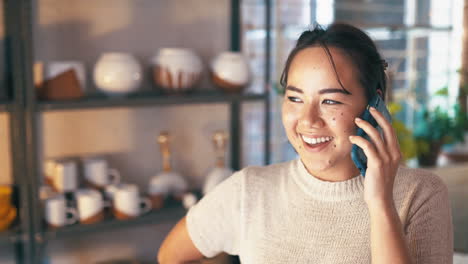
xmin=280 ymin=23 xmax=387 ymax=101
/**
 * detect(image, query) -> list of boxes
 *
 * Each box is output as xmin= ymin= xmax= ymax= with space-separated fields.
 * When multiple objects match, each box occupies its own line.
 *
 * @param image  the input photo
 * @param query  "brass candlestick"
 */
xmin=202 ymin=131 xmax=232 ymax=195
xmin=158 ymin=132 xmax=172 ymax=172
xmin=213 ymin=131 xmax=228 ymax=168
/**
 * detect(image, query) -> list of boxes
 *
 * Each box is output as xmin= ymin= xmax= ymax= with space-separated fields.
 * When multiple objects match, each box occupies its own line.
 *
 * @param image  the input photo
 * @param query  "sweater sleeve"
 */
xmin=186 ymin=170 xmax=243 ymax=258
xmin=405 ymin=182 xmax=454 ymax=264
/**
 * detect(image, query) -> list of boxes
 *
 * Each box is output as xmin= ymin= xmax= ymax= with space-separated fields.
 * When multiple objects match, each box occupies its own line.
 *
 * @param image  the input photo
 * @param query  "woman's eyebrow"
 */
xmin=285 ymin=86 xmax=352 ymax=95
xmin=285 ymin=85 xmax=303 ymax=93
xmin=318 ymin=88 xmax=352 ymax=95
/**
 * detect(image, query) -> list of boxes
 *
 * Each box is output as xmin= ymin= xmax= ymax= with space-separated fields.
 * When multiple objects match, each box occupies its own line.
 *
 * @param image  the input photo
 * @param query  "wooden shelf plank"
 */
xmin=37 ymin=92 xmax=268 ymax=112
xmin=43 ymin=203 xmax=186 ymax=241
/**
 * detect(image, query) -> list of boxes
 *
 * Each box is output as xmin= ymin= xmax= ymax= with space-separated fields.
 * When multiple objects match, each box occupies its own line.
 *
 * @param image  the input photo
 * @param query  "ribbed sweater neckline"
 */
xmin=291 ymin=158 xmax=365 ymax=202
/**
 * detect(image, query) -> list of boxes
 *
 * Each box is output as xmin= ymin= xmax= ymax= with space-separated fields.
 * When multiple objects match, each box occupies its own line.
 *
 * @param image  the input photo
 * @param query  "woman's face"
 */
xmin=282 ymin=46 xmax=367 ymax=179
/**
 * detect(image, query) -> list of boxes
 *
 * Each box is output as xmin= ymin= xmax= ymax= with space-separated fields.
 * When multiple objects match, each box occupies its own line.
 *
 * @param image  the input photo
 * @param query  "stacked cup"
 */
xmin=74 ymin=189 xmax=107 ymax=224
xmin=43 ymin=155 xmax=123 ymax=226
xmin=44 ymin=194 xmax=78 ymax=228
xmin=112 ymin=184 xmax=151 ymax=220
xmin=43 ymin=158 xmax=80 ymax=227
xmin=43 ymin=155 xmax=154 ymax=225
xmin=44 ymin=158 xmax=79 ymax=193
xmin=81 ymin=156 xmax=121 ymax=190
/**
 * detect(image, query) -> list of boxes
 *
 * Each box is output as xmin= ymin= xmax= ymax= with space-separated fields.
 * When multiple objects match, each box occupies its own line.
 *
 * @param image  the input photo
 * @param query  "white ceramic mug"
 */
xmin=75 ymin=189 xmax=106 ymax=224
xmin=113 ymin=184 xmax=151 ymax=219
xmin=44 ymin=194 xmax=78 ymax=228
xmin=82 ymin=156 xmax=121 ymax=189
xmin=44 ymin=159 xmax=78 ymax=193
xmin=47 ymin=61 xmax=86 ymax=90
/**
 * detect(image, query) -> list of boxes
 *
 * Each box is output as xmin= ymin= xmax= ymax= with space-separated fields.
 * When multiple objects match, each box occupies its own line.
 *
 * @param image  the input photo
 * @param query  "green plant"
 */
xmin=412 ymin=87 xmax=468 ymax=165
xmin=414 ymin=104 xmax=467 ymax=144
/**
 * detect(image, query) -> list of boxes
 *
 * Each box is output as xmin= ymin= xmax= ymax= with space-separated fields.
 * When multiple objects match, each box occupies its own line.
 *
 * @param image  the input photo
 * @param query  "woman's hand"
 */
xmin=349 ymin=106 xmax=402 ymax=207
xmin=350 ymin=107 xmax=413 ymax=264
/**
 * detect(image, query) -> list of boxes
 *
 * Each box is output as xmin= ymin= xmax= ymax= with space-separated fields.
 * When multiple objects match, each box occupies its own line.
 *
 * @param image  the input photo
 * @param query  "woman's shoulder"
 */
xmin=394 ymin=165 xmax=449 ymax=197
xmin=237 ymin=159 xmax=297 ymax=185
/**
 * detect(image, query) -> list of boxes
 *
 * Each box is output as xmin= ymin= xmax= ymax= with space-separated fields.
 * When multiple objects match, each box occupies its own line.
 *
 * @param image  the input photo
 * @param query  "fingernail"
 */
xmin=369 ymin=107 xmax=376 ymax=111
xmin=355 ymin=117 xmax=361 ymax=122
xmin=349 ymin=135 xmax=354 ymax=140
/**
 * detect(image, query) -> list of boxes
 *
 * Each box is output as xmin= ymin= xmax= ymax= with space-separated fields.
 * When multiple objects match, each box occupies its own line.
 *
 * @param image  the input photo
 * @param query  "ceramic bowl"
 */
xmin=210 ymin=52 xmax=250 ymax=93
xmin=94 ymin=52 xmax=142 ymax=96
xmin=152 ymin=48 xmax=203 ymax=93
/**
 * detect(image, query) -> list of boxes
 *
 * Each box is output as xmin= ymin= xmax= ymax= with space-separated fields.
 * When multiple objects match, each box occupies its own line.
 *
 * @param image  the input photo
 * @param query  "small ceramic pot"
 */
xmin=152 ymin=48 xmax=203 ymax=93
xmin=211 ymin=52 xmax=250 ymax=93
xmin=47 ymin=61 xmax=86 ymax=91
xmin=148 ymin=171 xmax=188 ymax=209
xmin=93 ymin=52 xmax=142 ymax=96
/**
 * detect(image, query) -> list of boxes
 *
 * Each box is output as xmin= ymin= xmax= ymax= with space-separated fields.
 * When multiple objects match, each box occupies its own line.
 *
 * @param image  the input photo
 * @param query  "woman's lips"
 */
xmin=301 ymin=137 xmax=333 ymax=152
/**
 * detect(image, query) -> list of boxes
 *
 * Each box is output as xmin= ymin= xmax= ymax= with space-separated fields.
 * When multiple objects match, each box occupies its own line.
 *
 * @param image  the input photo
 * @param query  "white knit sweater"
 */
xmin=186 ymin=159 xmax=453 ymax=263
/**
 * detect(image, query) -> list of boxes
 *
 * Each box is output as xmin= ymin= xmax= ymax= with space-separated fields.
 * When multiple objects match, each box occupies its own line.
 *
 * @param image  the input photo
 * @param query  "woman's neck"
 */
xmin=302 ymin=158 xmax=361 ymax=182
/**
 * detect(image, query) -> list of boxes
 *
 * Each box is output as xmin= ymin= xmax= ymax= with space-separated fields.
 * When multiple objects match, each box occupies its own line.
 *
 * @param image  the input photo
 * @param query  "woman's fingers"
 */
xmin=354 ymin=117 xmax=390 ymax=162
xmin=369 ymin=107 xmax=401 ymax=163
xmin=349 ymin=135 xmax=382 ymax=167
xmin=368 ymin=107 xmax=395 ymax=143
xmin=354 ymin=117 xmax=384 ymax=145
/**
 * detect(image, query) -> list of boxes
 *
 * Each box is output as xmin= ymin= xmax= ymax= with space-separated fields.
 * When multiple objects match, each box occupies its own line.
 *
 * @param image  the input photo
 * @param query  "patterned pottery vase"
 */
xmin=152 ymin=48 xmax=203 ymax=93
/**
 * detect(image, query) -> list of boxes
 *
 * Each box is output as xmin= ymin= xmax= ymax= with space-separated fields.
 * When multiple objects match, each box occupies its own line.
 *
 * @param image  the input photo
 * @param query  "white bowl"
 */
xmin=94 ymin=52 xmax=142 ymax=96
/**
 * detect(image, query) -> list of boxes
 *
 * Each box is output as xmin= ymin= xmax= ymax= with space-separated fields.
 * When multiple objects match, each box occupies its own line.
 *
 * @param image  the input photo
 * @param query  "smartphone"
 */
xmin=351 ymin=95 xmax=392 ymax=177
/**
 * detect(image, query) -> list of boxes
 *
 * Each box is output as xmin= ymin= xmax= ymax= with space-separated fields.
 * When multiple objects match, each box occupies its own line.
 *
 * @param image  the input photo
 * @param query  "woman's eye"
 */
xmin=322 ymin=99 xmax=341 ymax=105
xmin=287 ymin=96 xmax=302 ymax=103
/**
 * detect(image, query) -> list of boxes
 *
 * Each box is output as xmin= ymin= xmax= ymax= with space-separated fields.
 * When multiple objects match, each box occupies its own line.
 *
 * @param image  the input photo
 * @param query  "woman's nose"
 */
xmin=298 ymin=103 xmax=325 ymax=128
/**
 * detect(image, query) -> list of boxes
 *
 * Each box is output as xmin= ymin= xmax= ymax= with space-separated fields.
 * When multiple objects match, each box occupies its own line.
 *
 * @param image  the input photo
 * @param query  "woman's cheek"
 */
xmin=329 ymin=115 xmax=338 ymax=127
xmin=328 ymin=111 xmax=351 ymax=127
xmin=282 ymin=105 xmax=300 ymax=125
xmin=328 ymin=111 xmax=357 ymax=140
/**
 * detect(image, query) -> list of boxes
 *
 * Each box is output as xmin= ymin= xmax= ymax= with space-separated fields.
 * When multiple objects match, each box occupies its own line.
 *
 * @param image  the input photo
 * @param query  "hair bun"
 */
xmin=297 ymin=26 xmax=326 ymax=46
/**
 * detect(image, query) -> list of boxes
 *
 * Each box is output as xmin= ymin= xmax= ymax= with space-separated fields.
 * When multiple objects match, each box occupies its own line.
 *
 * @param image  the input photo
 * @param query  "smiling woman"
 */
xmin=157 ymin=23 xmax=454 ymax=264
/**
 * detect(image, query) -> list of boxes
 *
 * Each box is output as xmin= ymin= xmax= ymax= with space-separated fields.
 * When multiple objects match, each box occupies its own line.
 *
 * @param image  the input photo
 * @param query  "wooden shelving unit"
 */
xmin=0 ymin=0 xmax=273 ymax=264
xmin=0 ymin=0 xmax=271 ymax=263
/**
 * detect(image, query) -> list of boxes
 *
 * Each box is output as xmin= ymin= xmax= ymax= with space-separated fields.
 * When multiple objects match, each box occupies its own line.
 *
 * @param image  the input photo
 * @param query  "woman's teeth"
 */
xmin=301 ymin=135 xmax=333 ymax=145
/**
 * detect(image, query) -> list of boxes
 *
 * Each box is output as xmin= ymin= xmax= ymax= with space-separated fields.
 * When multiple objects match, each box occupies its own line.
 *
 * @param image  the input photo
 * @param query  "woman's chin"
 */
xmin=301 ymin=158 xmax=335 ymax=174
